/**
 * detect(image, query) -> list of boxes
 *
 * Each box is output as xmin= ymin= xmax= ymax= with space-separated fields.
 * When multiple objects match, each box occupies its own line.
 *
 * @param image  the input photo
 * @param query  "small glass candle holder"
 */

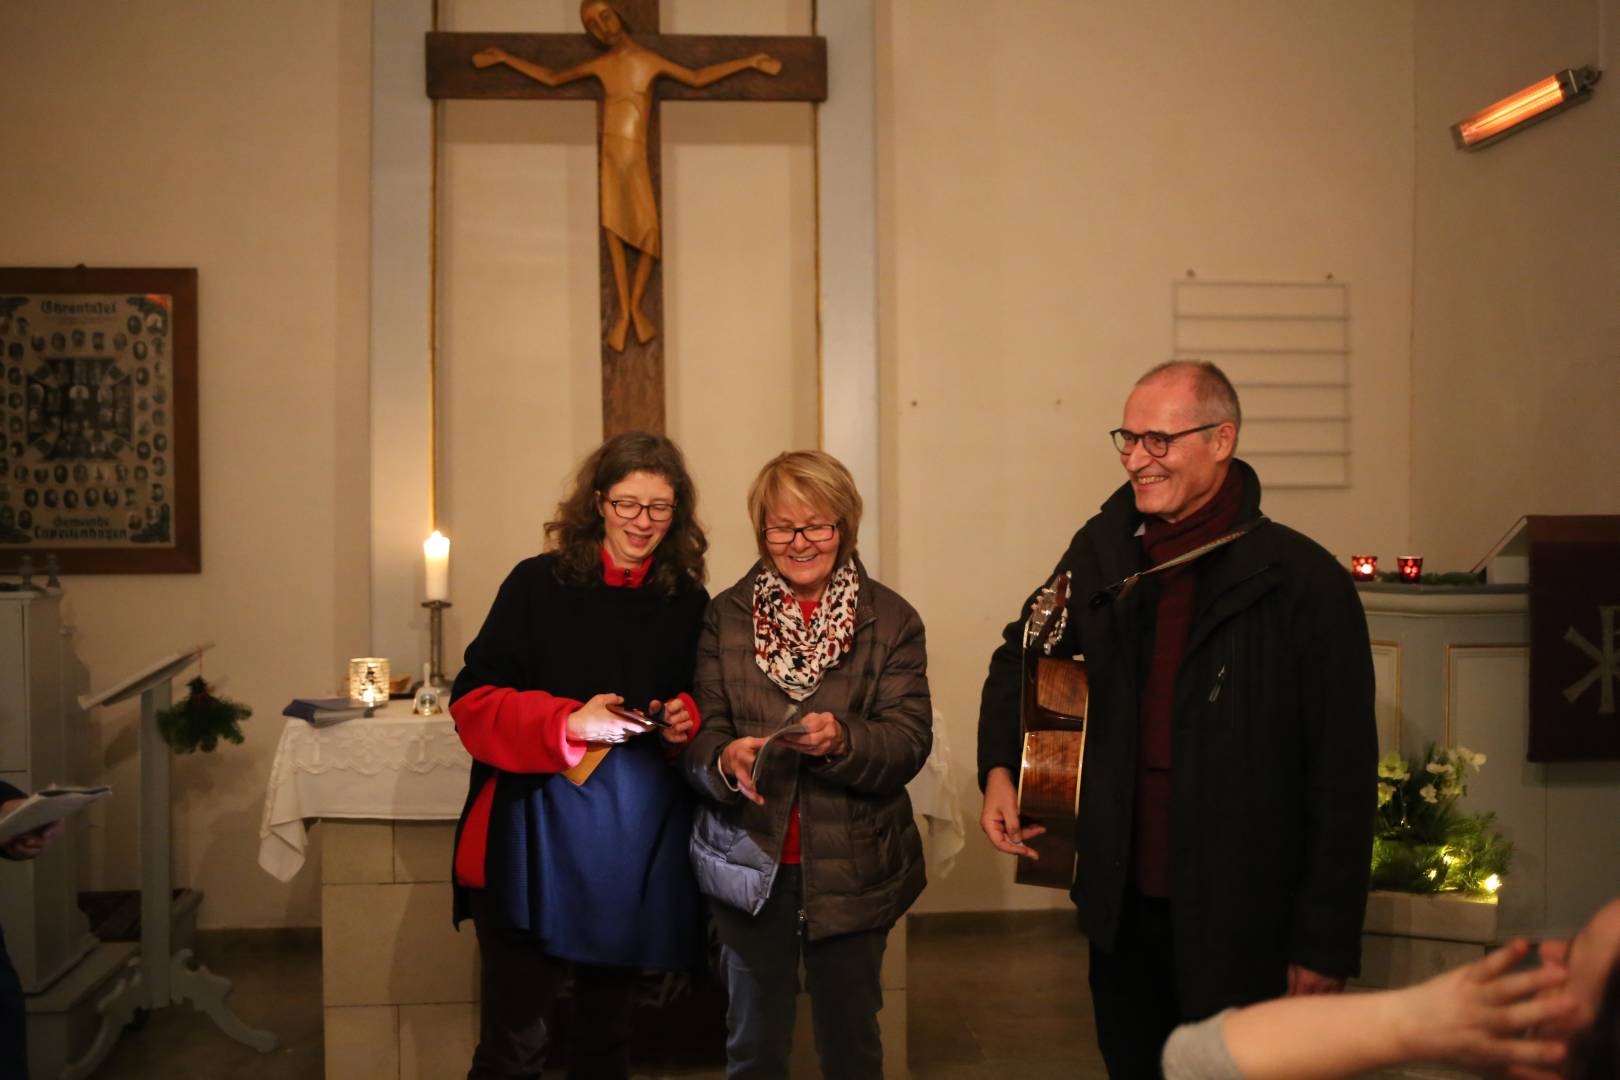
xmin=1350 ymin=555 xmax=1378 ymax=580
xmin=413 ymin=684 xmax=442 ymax=717
xmin=1397 ymin=555 xmax=1423 ymax=583
xmin=348 ymin=657 xmax=391 ymax=706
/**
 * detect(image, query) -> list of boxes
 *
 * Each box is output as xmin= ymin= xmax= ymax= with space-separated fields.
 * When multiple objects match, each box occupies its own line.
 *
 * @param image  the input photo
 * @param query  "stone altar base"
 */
xmin=321 ymin=821 xmax=480 ymax=1079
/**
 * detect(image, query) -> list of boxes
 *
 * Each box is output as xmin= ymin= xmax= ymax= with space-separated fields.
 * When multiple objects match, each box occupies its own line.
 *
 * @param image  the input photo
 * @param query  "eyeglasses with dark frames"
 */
xmin=1109 ymin=423 xmax=1220 ymax=458
xmin=762 ymin=523 xmax=838 ymax=546
xmin=602 ymin=496 xmax=675 ymax=523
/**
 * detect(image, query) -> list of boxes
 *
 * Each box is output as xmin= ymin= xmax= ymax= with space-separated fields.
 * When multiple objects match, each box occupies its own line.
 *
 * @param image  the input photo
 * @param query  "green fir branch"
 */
xmin=155 ymin=676 xmax=252 ymax=755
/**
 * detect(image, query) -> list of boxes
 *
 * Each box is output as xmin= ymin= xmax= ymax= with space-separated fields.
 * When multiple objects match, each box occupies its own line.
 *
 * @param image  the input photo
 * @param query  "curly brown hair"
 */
xmin=543 ymin=432 xmax=707 ymax=597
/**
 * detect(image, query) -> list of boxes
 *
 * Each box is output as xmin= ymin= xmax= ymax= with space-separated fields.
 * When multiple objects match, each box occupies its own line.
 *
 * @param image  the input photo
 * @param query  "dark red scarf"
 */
xmin=1134 ymin=465 xmax=1245 ymax=897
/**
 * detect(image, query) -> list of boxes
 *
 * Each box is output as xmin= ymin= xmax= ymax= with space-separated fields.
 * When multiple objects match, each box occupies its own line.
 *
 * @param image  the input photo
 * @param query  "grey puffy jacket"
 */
xmin=682 ymin=562 xmax=932 ymax=941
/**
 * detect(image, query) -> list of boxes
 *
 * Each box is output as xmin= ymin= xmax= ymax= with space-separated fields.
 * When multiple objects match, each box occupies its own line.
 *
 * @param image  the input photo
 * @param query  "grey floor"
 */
xmin=90 ymin=911 xmax=1107 ymax=1079
xmin=907 ymin=911 xmax=1108 ymax=1080
xmin=93 ymin=929 xmax=325 ymax=1080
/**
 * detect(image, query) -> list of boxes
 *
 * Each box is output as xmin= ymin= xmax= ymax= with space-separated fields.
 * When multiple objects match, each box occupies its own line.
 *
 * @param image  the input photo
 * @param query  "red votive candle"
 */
xmin=1397 ymin=555 xmax=1423 ymax=582
xmin=1350 ymin=555 xmax=1378 ymax=580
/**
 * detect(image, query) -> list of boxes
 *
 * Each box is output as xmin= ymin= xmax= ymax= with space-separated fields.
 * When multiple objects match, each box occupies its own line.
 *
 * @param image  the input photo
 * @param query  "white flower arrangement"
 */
xmin=1372 ymin=744 xmax=1509 ymax=896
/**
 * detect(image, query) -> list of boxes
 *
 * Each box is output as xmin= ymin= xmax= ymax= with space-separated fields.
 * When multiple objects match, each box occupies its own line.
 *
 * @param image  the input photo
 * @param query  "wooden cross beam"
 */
xmin=427 ymin=0 xmax=828 ymax=437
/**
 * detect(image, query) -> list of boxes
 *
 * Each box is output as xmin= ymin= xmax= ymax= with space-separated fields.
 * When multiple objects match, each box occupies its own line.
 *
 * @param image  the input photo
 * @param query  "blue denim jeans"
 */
xmin=709 ymin=865 xmax=889 ymax=1079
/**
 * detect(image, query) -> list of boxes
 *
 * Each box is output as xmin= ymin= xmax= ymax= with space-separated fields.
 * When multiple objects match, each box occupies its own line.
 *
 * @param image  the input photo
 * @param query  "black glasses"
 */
xmin=603 ymin=497 xmax=675 ymax=522
xmin=1109 ymin=424 xmax=1219 ymax=458
xmin=762 ymin=523 xmax=837 ymax=546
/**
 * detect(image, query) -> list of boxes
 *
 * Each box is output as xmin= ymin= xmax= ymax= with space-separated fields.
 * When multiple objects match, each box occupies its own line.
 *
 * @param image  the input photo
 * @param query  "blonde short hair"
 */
xmin=746 ymin=450 xmax=863 ymax=566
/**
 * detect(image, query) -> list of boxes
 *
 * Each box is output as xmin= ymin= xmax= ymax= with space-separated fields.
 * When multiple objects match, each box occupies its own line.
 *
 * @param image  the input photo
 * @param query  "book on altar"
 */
xmin=282 ymin=697 xmax=377 ymax=727
xmin=0 ymin=785 xmax=111 ymax=844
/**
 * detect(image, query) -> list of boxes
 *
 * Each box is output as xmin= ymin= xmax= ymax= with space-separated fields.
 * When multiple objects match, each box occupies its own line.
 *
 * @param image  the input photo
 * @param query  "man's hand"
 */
xmin=0 ymin=798 xmax=64 ymax=861
xmin=656 ymin=697 xmax=694 ymax=745
xmin=1287 ymin=963 xmax=1346 ymax=996
xmin=718 ymin=737 xmax=766 ymax=806
xmin=980 ymin=766 xmax=1044 ymax=857
xmin=780 ymin=711 xmax=846 ymax=758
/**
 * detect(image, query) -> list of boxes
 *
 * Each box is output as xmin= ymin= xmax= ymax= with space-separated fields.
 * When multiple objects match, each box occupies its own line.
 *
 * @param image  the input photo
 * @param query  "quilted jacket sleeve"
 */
xmin=813 ymin=590 xmax=933 ymax=796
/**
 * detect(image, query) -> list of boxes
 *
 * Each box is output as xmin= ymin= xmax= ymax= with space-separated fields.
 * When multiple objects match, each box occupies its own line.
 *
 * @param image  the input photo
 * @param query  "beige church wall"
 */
xmin=1410 ymin=1 xmax=1618 ymax=569
xmin=0 ymin=1 xmax=373 ymax=927
xmin=878 ymin=2 xmax=1417 ymax=913
xmin=1410 ymin=1 xmax=1620 ymax=937
xmin=435 ymin=0 xmax=818 ymax=663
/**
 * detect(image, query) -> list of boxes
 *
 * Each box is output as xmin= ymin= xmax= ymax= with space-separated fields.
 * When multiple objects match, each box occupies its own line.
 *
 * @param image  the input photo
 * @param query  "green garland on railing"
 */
xmin=156 ymin=676 xmax=252 ymax=754
xmin=1370 ymin=570 xmax=1488 ymax=586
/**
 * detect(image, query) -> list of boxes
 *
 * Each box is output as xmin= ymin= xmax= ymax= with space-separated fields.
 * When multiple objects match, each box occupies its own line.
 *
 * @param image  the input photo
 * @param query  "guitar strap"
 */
xmin=1088 ymin=516 xmax=1269 ymax=608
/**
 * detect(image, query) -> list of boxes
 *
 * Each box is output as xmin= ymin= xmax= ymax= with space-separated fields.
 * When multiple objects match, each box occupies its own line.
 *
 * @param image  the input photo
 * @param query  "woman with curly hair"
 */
xmin=449 ymin=431 xmax=710 ymax=1079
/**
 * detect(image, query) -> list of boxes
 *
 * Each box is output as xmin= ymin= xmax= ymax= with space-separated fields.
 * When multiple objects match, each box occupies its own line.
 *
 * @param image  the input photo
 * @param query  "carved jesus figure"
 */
xmin=475 ymin=0 xmax=782 ymax=351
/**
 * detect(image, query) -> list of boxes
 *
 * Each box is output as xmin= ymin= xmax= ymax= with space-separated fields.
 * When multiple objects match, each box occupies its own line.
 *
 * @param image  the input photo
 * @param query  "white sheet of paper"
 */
xmin=0 ymin=785 xmax=111 ymax=844
xmin=751 ymin=722 xmax=811 ymax=786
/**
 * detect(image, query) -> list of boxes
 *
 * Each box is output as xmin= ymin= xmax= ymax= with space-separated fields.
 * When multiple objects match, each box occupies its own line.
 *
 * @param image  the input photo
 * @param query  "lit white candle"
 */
xmin=424 ymin=530 xmax=450 ymax=601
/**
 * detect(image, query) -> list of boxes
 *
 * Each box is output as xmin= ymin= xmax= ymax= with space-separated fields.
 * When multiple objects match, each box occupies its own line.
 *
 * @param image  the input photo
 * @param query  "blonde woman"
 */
xmin=684 ymin=450 xmax=931 ymax=1078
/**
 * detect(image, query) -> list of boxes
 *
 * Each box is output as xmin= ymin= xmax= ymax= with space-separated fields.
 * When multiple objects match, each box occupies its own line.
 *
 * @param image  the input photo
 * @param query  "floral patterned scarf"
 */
xmin=751 ymin=559 xmax=860 ymax=701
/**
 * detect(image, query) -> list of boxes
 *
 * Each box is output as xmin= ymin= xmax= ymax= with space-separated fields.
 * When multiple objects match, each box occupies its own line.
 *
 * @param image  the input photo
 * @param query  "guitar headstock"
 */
xmin=1022 ymin=572 xmax=1072 ymax=655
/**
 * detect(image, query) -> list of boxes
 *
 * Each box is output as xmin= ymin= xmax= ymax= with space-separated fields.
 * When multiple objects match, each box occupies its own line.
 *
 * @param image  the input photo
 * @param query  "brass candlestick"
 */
xmin=423 ymin=600 xmax=453 ymax=688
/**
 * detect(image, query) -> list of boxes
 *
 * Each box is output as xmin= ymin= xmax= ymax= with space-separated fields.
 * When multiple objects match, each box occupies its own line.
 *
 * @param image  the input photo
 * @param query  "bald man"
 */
xmin=978 ymin=361 xmax=1377 ymax=1078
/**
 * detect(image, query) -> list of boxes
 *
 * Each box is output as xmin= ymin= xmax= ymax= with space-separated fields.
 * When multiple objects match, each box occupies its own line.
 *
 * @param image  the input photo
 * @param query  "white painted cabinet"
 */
xmin=0 ymin=589 xmax=97 ymax=992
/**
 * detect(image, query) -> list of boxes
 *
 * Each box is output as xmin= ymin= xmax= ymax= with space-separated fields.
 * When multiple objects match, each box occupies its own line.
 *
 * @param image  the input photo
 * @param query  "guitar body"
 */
xmin=1014 ymin=578 xmax=1089 ymax=890
xmin=1007 ymin=528 xmax=1261 ymax=890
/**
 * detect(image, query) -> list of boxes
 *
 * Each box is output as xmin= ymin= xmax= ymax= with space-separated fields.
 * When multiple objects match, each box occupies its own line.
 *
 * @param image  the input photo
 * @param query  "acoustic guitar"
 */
xmin=1015 ymin=572 xmax=1089 ymax=890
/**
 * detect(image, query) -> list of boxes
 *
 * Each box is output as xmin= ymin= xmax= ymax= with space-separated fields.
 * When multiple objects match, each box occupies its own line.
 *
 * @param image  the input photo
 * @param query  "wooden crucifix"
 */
xmin=427 ymin=0 xmax=828 ymax=436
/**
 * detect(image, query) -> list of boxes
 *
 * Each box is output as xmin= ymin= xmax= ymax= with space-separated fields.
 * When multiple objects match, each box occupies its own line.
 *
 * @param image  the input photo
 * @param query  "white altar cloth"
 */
xmin=257 ymin=713 xmax=472 ymax=882
xmin=908 ymin=708 xmax=966 ymax=879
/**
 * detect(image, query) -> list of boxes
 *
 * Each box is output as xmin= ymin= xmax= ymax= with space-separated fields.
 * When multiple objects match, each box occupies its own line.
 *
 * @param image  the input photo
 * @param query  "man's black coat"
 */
xmin=979 ymin=461 xmax=1377 ymax=1018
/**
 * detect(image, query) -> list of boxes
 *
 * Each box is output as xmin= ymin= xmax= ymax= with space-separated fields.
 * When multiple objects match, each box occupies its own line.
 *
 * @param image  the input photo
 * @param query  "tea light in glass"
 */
xmin=348 ymin=657 xmax=391 ymax=706
xmin=1397 ymin=556 xmax=1423 ymax=583
xmin=1350 ymin=555 xmax=1378 ymax=580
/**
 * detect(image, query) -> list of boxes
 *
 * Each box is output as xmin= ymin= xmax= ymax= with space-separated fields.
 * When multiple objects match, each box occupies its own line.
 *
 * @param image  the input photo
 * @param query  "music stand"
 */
xmin=66 ymin=645 xmax=276 ymax=1078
